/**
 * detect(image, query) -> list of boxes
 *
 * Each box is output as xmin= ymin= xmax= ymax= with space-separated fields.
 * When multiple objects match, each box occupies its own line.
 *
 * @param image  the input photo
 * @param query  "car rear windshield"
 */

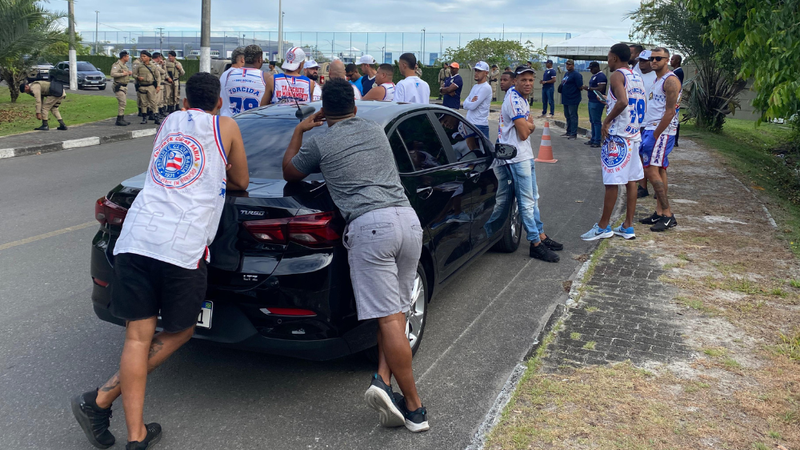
xmin=236 ymin=115 xmax=329 ymax=180
xmin=77 ymin=63 xmax=96 ymax=71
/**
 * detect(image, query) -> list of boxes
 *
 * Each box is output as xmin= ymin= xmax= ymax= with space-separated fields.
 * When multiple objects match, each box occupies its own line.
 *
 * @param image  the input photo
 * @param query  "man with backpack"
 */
xmin=20 ymin=80 xmax=67 ymax=131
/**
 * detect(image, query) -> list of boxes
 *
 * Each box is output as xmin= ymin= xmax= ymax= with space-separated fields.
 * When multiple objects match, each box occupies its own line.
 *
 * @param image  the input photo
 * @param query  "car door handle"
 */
xmin=416 ymin=186 xmax=433 ymax=199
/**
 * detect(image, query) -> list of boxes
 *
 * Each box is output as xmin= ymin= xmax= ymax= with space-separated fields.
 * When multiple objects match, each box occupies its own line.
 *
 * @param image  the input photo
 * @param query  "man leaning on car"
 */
xmin=282 ymin=78 xmax=430 ymax=433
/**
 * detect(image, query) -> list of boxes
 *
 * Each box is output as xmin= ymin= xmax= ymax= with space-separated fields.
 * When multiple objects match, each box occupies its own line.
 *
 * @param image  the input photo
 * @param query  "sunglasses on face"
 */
xmin=648 ymin=56 xmax=666 ymax=62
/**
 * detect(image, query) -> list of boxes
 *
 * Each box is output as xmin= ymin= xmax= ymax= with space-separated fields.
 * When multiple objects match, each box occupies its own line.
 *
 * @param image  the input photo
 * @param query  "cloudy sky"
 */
xmin=66 ymin=0 xmax=640 ymax=61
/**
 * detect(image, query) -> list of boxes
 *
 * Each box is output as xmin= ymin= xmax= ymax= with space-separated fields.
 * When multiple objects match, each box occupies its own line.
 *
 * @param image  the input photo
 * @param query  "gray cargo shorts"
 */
xmin=342 ymin=206 xmax=423 ymax=321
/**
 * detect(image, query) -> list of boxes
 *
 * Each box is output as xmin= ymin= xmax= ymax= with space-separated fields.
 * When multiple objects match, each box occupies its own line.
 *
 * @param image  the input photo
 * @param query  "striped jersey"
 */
xmin=271 ymin=73 xmax=313 ymax=104
xmin=220 ymin=67 xmax=267 ymax=117
xmin=378 ymin=82 xmax=395 ymax=101
xmin=643 ymin=71 xmax=681 ymax=135
xmin=606 ymin=68 xmax=647 ymax=141
xmin=114 ymin=109 xmax=228 ymax=269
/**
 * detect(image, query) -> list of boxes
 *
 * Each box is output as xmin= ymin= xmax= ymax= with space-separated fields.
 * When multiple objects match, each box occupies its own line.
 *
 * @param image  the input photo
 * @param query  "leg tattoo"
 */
xmin=651 ymin=180 xmax=670 ymax=212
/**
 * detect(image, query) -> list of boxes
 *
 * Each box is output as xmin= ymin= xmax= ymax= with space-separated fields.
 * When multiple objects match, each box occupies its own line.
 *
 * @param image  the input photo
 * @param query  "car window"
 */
xmin=388 ymin=131 xmax=413 ymax=173
xmin=436 ymin=112 xmax=487 ymax=162
xmin=237 ymin=116 xmax=327 ymax=180
xmin=395 ymin=114 xmax=448 ymax=171
xmin=77 ymin=63 xmax=96 ymax=71
xmin=58 ymin=63 xmax=64 ymax=70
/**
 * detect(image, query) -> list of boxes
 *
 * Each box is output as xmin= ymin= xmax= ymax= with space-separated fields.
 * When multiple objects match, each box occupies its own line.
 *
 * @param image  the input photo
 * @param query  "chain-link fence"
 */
xmin=78 ymin=30 xmax=572 ymax=64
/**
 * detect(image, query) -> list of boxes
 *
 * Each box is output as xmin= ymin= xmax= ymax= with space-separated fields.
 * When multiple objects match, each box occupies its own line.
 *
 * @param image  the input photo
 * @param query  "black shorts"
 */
xmin=110 ymin=253 xmax=207 ymax=333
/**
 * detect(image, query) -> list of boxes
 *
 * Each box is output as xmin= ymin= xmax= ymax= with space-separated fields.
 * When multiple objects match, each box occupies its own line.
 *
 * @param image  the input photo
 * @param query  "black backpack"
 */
xmin=49 ymin=80 xmax=64 ymax=97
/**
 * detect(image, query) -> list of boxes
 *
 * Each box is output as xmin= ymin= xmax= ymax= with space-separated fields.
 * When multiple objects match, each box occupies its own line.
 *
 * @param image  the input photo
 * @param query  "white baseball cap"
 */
xmin=305 ymin=59 xmax=320 ymax=69
xmin=474 ymin=61 xmax=490 ymax=72
xmin=638 ymin=50 xmax=652 ymax=61
xmin=358 ymin=55 xmax=375 ymax=65
xmin=282 ymin=47 xmax=306 ymax=71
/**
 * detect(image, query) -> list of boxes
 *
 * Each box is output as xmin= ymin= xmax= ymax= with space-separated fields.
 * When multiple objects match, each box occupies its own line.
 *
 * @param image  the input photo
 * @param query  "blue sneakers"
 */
xmin=581 ymin=224 xmax=613 ymax=241
xmin=364 ymin=374 xmax=405 ymax=427
xmin=613 ymin=225 xmax=636 ymax=239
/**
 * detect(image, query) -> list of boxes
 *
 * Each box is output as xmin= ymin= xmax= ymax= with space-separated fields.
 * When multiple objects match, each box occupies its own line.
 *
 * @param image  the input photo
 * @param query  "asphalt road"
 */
xmin=0 ymin=124 xmax=604 ymax=450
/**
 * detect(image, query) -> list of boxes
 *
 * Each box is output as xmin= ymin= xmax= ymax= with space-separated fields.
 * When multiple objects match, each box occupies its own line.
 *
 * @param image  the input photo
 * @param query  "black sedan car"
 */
xmin=90 ymin=101 xmax=521 ymax=360
xmin=50 ymin=61 xmax=107 ymax=90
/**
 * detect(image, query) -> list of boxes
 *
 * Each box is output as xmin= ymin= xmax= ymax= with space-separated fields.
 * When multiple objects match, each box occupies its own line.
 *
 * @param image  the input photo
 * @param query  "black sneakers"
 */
xmin=125 ymin=423 xmax=162 ymax=450
xmin=530 ymin=243 xmax=560 ymax=262
xmin=637 ymin=186 xmax=650 ymax=198
xmin=71 ymin=390 xmax=115 ymax=449
xmin=364 ymin=374 xmax=405 ymax=427
xmin=639 ymin=211 xmax=662 ymax=224
xmin=541 ymin=236 xmax=563 ymax=251
xmin=650 ymin=215 xmax=677 ymax=232
xmin=393 ymin=392 xmax=430 ymax=433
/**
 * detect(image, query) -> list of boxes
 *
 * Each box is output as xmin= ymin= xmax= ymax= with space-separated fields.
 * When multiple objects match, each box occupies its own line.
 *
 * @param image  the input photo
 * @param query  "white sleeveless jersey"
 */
xmin=114 ymin=109 xmax=228 ymax=269
xmin=311 ymin=83 xmax=321 ymax=102
xmin=643 ymin=71 xmax=681 ymax=135
xmin=379 ymin=83 xmax=395 ymax=101
xmin=607 ymin=68 xmax=647 ymax=141
xmin=220 ymin=68 xmax=266 ymax=117
xmin=271 ymin=73 xmax=313 ymax=104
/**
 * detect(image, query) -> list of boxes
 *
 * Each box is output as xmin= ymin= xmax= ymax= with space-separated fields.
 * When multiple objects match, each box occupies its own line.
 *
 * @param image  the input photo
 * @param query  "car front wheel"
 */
xmin=492 ymin=200 xmax=522 ymax=253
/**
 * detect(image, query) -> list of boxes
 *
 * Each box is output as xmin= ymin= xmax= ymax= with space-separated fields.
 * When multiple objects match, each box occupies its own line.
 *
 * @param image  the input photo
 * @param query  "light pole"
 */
xmin=421 ymin=28 xmax=425 ymax=66
xmin=440 ymin=35 xmax=443 ymax=59
xmin=94 ymin=11 xmax=99 ymax=55
xmin=277 ymin=0 xmax=283 ymax=59
xmin=200 ymin=0 xmax=210 ymax=72
xmin=68 ymin=0 xmax=77 ymax=90
xmin=381 ymin=46 xmax=385 ymax=64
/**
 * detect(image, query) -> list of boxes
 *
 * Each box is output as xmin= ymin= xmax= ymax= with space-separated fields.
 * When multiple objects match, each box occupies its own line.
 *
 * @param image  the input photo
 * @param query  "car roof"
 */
xmin=235 ymin=101 xmax=452 ymax=128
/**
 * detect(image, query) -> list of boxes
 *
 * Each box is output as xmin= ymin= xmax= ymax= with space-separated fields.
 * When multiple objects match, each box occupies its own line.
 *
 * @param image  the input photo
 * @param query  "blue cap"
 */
xmin=546 ymin=59 xmax=553 ymax=64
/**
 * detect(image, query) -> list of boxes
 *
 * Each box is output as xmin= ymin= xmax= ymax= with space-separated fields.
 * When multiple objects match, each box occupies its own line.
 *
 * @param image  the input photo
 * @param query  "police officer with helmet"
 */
xmin=110 ymin=51 xmax=132 ymax=126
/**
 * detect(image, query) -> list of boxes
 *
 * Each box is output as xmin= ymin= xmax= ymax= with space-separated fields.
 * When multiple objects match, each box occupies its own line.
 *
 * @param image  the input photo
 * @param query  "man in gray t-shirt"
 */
xmin=282 ymin=78 xmax=430 ymax=433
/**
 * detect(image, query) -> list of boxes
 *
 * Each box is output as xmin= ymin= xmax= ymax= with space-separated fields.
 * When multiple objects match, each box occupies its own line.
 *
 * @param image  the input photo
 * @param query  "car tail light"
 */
xmin=243 ymin=212 xmax=341 ymax=248
xmin=260 ymin=307 xmax=317 ymax=317
xmin=95 ymin=197 xmax=128 ymax=226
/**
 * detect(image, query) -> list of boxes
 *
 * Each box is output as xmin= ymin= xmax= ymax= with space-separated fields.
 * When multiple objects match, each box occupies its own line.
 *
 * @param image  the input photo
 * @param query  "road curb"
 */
xmin=0 ymin=128 xmax=156 ymax=160
xmin=552 ymin=119 xmax=591 ymax=138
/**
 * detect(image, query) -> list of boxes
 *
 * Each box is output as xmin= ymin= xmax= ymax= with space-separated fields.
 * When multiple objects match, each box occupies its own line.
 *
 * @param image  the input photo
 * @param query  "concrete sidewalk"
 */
xmin=0 ymin=114 xmax=158 ymax=159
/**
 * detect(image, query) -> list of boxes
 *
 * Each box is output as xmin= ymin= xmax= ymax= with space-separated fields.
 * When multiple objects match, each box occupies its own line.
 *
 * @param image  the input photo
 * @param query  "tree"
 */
xmin=45 ymin=31 xmax=91 ymax=56
xmin=442 ymin=38 xmax=546 ymax=71
xmin=628 ymin=0 xmax=746 ymax=132
xmin=0 ymin=0 xmax=66 ymax=102
xmin=687 ymin=0 xmax=800 ymax=127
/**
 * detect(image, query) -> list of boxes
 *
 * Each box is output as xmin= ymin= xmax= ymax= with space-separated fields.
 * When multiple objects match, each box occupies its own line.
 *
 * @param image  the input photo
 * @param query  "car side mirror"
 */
xmin=493 ymin=142 xmax=517 ymax=160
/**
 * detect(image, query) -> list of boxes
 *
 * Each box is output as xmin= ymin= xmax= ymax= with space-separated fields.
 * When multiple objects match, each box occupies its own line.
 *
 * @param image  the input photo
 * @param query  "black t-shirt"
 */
xmin=673 ymin=67 xmax=684 ymax=85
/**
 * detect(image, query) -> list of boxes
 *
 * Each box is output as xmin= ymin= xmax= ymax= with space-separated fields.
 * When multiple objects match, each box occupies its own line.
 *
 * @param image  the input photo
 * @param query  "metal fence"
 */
xmin=78 ymin=30 xmax=573 ymax=64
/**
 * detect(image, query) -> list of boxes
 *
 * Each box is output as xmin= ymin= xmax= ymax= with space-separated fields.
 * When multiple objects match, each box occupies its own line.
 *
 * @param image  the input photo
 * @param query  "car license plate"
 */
xmin=197 ymin=301 xmax=213 ymax=329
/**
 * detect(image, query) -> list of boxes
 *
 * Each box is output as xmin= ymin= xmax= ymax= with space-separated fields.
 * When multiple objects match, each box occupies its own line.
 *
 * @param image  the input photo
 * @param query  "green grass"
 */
xmin=702 ymin=347 xmax=727 ymax=358
xmin=570 ymin=332 xmax=582 ymax=340
xmin=769 ymin=329 xmax=800 ymax=362
xmin=681 ymin=118 xmax=800 ymax=256
xmin=0 ymin=88 xmax=138 ymax=137
xmin=790 ymin=279 xmax=800 ymax=288
xmin=582 ymin=341 xmax=597 ymax=350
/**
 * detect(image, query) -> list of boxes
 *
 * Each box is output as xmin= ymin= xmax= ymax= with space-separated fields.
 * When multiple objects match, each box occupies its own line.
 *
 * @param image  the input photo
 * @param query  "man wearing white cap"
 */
xmin=304 ymin=59 xmax=322 ymax=101
xmin=462 ymin=61 xmax=493 ymax=139
xmin=358 ymin=55 xmax=378 ymax=96
xmin=260 ymin=46 xmax=317 ymax=105
xmin=636 ymin=50 xmax=657 ymax=97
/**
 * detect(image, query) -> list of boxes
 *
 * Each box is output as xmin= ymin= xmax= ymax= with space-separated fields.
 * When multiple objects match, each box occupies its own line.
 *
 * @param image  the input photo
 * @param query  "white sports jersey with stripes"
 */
xmin=606 ymin=67 xmax=647 ymax=140
xmin=272 ymin=73 xmax=313 ymax=104
xmin=220 ymin=68 xmax=266 ymax=117
xmin=114 ymin=109 xmax=228 ymax=269
xmin=311 ymin=83 xmax=321 ymax=102
xmin=643 ymin=71 xmax=681 ymax=135
xmin=379 ymin=82 xmax=395 ymax=101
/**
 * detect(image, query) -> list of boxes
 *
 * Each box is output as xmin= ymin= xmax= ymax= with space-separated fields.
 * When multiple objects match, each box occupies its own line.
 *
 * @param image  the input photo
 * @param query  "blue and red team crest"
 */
xmin=602 ymin=136 xmax=631 ymax=174
xmin=151 ymin=133 xmax=205 ymax=189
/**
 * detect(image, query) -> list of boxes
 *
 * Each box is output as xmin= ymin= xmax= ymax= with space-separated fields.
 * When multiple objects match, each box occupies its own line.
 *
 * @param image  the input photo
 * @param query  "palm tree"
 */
xmin=0 ymin=0 xmax=66 ymax=102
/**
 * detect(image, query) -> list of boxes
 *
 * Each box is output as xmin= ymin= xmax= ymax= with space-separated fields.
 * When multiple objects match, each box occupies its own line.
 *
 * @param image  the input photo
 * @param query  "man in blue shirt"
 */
xmin=582 ymin=61 xmax=607 ymax=147
xmin=346 ymin=63 xmax=364 ymax=94
xmin=539 ymin=59 xmax=556 ymax=117
xmin=440 ymin=62 xmax=463 ymax=109
xmin=558 ymin=59 xmax=583 ymax=139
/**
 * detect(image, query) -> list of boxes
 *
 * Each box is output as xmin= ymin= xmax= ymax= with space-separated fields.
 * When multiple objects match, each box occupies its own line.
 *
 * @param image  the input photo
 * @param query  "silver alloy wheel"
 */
xmin=405 ymin=271 xmax=426 ymax=349
xmin=511 ymin=202 xmax=521 ymax=244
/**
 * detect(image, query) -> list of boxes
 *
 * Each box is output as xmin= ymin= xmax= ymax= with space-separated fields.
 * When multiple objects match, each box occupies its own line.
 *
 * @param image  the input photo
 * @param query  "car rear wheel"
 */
xmin=362 ymin=263 xmax=429 ymax=363
xmin=492 ymin=200 xmax=522 ymax=253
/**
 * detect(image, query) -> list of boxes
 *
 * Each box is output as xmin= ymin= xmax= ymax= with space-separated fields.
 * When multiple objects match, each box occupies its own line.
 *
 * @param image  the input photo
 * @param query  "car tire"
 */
xmin=491 ymin=200 xmax=522 ymax=253
xmin=362 ymin=263 xmax=429 ymax=363
xmin=98 ymin=85 xmax=106 ymax=91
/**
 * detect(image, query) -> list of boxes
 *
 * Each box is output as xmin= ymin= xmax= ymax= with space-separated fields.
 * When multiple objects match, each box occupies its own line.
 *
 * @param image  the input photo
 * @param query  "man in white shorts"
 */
xmin=394 ymin=53 xmax=430 ymax=104
xmin=581 ymin=43 xmax=646 ymax=241
xmin=361 ymin=64 xmax=395 ymax=101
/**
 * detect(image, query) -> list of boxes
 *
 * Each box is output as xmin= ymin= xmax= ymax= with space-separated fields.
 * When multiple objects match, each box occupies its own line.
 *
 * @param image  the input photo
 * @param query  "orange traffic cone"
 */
xmin=535 ymin=121 xmax=557 ymax=163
